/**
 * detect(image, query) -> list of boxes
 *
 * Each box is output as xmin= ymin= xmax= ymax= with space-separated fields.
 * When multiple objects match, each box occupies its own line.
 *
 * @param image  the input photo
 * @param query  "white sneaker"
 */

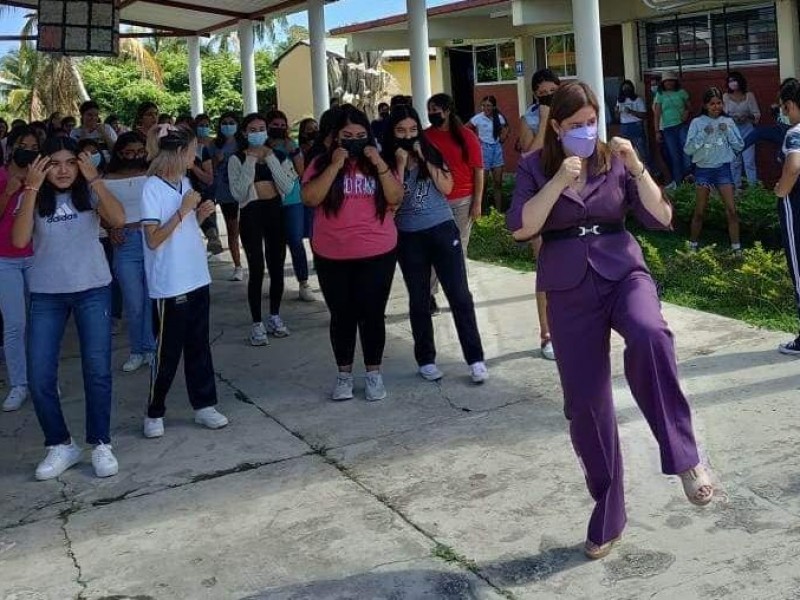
xmin=122 ymin=353 xmax=146 ymax=373
xmin=194 ymin=407 xmax=229 ymax=429
xmin=298 ymin=282 xmax=316 ymax=302
xmin=143 ymin=417 xmax=165 ymax=438
xmin=266 ymin=315 xmax=290 ymax=337
xmin=469 ymin=361 xmax=489 ymax=384
xmin=365 ymin=371 xmax=387 ymax=402
xmin=35 ymin=441 xmax=82 ymax=481
xmin=229 ymin=266 xmax=244 ymax=282
xmin=332 ymin=372 xmax=354 ymax=401
xmin=2 ymin=385 xmax=28 ymax=412
xmin=419 ymin=364 xmax=443 ymax=381
xmin=541 ymin=340 xmax=556 ymax=361
xmin=249 ymin=322 xmax=269 ymax=346
xmin=91 ymin=443 xmax=119 ymax=478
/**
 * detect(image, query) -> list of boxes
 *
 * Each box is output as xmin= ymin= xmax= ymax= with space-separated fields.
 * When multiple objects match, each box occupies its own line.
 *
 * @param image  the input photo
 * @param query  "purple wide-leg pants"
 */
xmin=547 ymin=268 xmax=700 ymax=546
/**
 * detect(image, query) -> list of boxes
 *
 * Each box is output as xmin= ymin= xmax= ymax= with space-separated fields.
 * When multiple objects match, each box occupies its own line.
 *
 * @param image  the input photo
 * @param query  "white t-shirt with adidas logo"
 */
xmin=29 ymin=192 xmax=111 ymax=294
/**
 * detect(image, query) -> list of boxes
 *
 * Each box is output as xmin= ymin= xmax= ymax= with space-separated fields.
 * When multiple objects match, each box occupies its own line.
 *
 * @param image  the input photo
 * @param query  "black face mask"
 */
xmin=12 ymin=148 xmax=38 ymax=168
xmin=396 ymin=137 xmax=418 ymax=152
xmin=268 ymin=127 xmax=287 ymax=140
xmin=121 ymin=157 xmax=148 ymax=170
xmin=538 ymin=94 xmax=553 ymax=107
xmin=339 ymin=138 xmax=370 ymax=157
xmin=428 ymin=113 xmax=445 ymax=128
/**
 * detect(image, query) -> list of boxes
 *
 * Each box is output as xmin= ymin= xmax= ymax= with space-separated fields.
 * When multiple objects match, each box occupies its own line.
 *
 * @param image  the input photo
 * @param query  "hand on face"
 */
xmin=24 ymin=155 xmax=51 ymax=189
xmin=77 ymin=151 xmax=99 ymax=181
xmin=332 ymin=147 xmax=349 ymax=170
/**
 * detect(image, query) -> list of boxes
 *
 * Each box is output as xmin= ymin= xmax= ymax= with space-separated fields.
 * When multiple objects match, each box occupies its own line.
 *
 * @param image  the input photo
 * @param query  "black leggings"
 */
xmin=239 ymin=198 xmax=286 ymax=322
xmin=314 ymin=250 xmax=397 ymax=367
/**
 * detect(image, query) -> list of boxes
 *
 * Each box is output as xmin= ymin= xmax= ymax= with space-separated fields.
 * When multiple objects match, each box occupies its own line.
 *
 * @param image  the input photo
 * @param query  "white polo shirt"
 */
xmin=140 ymin=175 xmax=211 ymax=299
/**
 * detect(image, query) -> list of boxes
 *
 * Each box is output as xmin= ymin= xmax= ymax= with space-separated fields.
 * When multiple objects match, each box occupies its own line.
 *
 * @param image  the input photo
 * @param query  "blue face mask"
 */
xmin=247 ymin=131 xmax=268 ymax=147
xmin=196 ymin=126 xmax=211 ymax=138
xmin=90 ymin=152 xmax=102 ymax=168
xmin=220 ymin=123 xmax=237 ymax=138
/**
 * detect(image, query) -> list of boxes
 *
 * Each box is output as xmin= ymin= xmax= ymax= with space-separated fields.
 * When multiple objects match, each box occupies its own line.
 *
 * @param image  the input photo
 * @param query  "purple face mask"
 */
xmin=562 ymin=124 xmax=598 ymax=158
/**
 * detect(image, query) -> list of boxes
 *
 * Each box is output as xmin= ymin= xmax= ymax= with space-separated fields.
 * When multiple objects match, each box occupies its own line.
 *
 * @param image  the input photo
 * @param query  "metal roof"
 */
xmin=0 ymin=0 xmax=335 ymax=36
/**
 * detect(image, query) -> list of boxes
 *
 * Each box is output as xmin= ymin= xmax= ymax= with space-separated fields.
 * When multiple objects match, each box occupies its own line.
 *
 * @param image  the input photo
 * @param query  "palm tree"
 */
xmin=0 ymin=8 xmax=163 ymax=120
xmin=211 ymin=16 xmax=289 ymax=54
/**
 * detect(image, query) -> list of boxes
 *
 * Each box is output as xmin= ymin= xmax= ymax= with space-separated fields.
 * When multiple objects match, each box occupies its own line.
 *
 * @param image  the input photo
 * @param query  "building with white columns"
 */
xmin=333 ymin=0 xmax=792 ymax=175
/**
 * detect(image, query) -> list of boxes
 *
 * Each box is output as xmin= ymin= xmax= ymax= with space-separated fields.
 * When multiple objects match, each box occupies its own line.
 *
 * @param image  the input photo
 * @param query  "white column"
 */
xmin=407 ymin=0 xmax=432 ymax=122
xmin=777 ymin=0 xmax=800 ymax=81
xmin=187 ymin=36 xmax=204 ymax=116
xmin=308 ymin=0 xmax=330 ymax=117
xmin=572 ymin=0 xmax=606 ymax=139
xmin=621 ymin=22 xmax=642 ymax=90
xmin=238 ymin=20 xmax=258 ymax=114
xmin=514 ymin=37 xmax=528 ymax=117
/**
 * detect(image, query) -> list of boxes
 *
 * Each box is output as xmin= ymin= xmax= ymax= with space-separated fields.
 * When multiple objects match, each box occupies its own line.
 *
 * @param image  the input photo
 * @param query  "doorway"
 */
xmin=448 ymin=46 xmax=475 ymax=121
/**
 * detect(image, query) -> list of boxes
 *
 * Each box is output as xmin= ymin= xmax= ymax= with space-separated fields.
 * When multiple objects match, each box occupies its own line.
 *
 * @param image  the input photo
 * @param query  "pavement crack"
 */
xmin=214 ymin=369 xmax=517 ymax=600
xmin=57 ymin=479 xmax=88 ymax=600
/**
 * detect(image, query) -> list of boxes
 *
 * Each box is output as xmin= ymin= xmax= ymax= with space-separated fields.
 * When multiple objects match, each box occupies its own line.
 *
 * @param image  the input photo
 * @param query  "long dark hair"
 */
xmin=297 ymin=117 xmax=318 ymax=146
xmin=542 ymin=81 xmax=611 ymax=179
xmin=214 ymin=111 xmax=240 ymax=149
xmin=381 ymin=104 xmax=446 ymax=182
xmin=312 ymin=104 xmax=387 ymax=220
xmin=107 ymin=131 xmax=147 ymax=173
xmin=428 ymin=93 xmax=469 ymax=162
xmin=5 ymin=125 xmax=37 ymax=166
xmin=37 ymin=136 xmax=92 ymax=217
xmin=306 ymin=106 xmax=342 ymax=168
xmin=618 ymin=79 xmax=638 ymax=102
xmin=480 ymin=95 xmax=505 ymax=142
xmin=727 ymin=71 xmax=748 ymax=94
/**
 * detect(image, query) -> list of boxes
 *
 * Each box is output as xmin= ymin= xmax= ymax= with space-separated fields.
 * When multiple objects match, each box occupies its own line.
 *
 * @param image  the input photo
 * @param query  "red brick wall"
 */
xmin=643 ymin=65 xmax=781 ymax=184
xmin=473 ymin=83 xmax=521 ymax=172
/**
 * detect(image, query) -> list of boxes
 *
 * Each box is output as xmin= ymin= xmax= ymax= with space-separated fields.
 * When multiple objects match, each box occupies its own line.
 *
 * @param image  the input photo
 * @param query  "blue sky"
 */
xmin=0 ymin=0 xmax=455 ymax=56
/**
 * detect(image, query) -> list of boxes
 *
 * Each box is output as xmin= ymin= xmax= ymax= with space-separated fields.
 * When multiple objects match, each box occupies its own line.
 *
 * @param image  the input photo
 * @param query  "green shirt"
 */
xmin=654 ymin=89 xmax=689 ymax=130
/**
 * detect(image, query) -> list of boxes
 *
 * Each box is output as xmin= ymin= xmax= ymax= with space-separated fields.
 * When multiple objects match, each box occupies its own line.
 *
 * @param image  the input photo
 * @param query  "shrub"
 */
xmin=668 ymin=183 xmax=781 ymax=247
xmin=468 ymin=208 xmax=533 ymax=270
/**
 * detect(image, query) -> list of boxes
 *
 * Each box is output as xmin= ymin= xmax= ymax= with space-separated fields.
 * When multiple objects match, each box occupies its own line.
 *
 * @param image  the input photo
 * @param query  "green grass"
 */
xmin=468 ymin=207 xmax=798 ymax=334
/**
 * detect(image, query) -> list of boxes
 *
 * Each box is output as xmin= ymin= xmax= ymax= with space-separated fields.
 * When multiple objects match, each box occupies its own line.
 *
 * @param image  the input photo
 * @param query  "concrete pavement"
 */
xmin=2 ymin=239 xmax=800 ymax=599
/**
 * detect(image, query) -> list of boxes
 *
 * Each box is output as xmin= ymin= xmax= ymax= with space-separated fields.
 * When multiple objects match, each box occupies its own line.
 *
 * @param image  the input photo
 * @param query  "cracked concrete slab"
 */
xmin=3 ymin=233 xmax=800 ymax=599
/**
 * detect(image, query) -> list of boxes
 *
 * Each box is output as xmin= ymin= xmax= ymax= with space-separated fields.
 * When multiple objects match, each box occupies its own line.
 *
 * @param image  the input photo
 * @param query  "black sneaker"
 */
xmin=430 ymin=295 xmax=441 ymax=316
xmin=779 ymin=334 xmax=800 ymax=355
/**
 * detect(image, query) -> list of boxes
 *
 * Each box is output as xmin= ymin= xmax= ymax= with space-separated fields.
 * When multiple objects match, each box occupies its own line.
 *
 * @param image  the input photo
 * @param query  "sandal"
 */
xmin=584 ymin=535 xmax=621 ymax=560
xmin=679 ymin=465 xmax=714 ymax=506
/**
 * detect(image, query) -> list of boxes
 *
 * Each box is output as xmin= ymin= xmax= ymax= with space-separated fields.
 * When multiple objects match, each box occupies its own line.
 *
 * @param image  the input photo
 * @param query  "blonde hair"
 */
xmin=146 ymin=125 xmax=196 ymax=180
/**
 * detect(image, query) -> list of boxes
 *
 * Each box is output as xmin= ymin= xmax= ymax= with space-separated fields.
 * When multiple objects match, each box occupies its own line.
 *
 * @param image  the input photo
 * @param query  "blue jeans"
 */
xmin=101 ymin=237 xmax=123 ymax=320
xmin=620 ymin=122 xmax=649 ymax=167
xmin=29 ymin=286 xmax=113 ymax=446
xmin=284 ymin=202 xmax=310 ymax=282
xmin=0 ymin=256 xmax=31 ymax=388
xmin=732 ymin=122 xmax=757 ymax=186
xmin=661 ymin=123 xmax=691 ymax=184
xmin=113 ymin=229 xmax=156 ymax=354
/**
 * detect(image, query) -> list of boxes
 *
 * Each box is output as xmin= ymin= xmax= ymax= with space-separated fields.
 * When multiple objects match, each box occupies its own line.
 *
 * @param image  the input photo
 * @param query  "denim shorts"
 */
xmin=694 ymin=163 xmax=734 ymax=188
xmin=481 ymin=141 xmax=504 ymax=169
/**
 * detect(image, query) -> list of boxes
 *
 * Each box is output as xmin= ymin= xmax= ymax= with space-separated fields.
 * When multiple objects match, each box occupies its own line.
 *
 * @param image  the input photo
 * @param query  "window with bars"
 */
xmin=639 ymin=5 xmax=776 ymax=70
xmin=474 ymin=42 xmax=517 ymax=84
xmin=534 ymin=34 xmax=577 ymax=78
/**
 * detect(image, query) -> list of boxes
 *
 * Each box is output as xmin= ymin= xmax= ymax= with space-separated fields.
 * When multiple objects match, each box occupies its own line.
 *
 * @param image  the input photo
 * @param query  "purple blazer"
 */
xmin=506 ymin=151 xmax=671 ymax=293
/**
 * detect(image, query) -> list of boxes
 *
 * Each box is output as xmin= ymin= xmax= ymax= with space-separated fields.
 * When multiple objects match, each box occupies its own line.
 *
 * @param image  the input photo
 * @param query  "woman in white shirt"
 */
xmin=468 ymin=95 xmax=509 ymax=211
xmin=723 ymin=71 xmax=760 ymax=188
xmin=615 ymin=80 xmax=649 ymax=168
xmin=140 ymin=126 xmax=228 ymax=439
xmin=104 ymin=132 xmax=157 ymax=373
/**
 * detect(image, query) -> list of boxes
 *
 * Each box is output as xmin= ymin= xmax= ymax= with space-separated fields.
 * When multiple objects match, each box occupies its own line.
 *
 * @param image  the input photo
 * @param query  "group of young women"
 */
xmin=32 ymin=72 xmax=800 ymax=559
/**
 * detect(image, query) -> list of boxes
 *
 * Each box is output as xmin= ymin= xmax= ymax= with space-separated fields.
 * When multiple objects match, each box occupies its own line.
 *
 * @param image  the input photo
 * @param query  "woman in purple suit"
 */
xmin=506 ymin=82 xmax=713 ymax=560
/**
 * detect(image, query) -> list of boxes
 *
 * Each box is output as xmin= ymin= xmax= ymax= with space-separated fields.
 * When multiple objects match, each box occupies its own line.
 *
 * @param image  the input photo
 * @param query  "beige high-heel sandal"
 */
xmin=680 ymin=465 xmax=714 ymax=506
xmin=584 ymin=535 xmax=621 ymax=560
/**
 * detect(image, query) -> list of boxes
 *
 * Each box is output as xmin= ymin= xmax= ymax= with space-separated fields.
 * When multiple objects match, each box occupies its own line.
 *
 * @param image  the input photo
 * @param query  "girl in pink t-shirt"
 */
xmin=0 ymin=125 xmax=37 ymax=412
xmin=301 ymin=105 xmax=403 ymax=402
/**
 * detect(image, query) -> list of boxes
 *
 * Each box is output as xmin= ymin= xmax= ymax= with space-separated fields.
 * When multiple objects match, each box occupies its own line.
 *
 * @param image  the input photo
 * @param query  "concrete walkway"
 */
xmin=1 ymin=237 xmax=800 ymax=600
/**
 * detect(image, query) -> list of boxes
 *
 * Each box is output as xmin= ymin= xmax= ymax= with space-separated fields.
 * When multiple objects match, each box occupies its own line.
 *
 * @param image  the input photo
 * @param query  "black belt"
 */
xmin=541 ymin=222 xmax=625 ymax=243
